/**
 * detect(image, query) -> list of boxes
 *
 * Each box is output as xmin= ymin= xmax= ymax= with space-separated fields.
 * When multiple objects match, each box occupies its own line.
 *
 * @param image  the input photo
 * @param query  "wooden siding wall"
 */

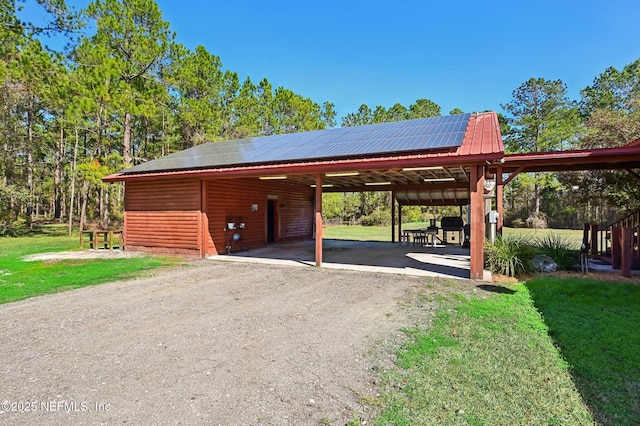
xmin=124 ymin=179 xmax=201 ymax=255
xmin=207 ymin=178 xmax=314 ymax=254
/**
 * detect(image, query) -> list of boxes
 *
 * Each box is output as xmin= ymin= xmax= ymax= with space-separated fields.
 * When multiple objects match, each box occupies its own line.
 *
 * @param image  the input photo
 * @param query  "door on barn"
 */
xmin=267 ymin=200 xmax=276 ymax=243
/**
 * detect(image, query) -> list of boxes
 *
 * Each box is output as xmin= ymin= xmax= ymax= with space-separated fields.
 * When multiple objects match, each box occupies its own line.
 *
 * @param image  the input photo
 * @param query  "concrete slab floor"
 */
xmin=211 ymin=239 xmax=491 ymax=280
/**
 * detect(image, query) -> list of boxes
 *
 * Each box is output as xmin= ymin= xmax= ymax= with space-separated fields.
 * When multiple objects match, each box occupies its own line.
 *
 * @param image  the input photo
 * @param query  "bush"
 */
xmin=485 ymin=233 xmax=582 ymax=277
xmin=484 ymin=235 xmax=538 ymax=277
xmin=535 ymin=233 xmax=580 ymax=271
xmin=360 ymin=210 xmax=391 ymax=226
xmin=400 ymin=206 xmax=423 ymax=223
xmin=511 ymin=218 xmax=526 ymax=228
xmin=526 ymin=213 xmax=548 ymax=229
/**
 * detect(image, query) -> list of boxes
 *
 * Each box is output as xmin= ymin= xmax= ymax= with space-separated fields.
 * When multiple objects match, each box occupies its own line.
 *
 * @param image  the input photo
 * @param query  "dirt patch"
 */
xmin=0 ymin=261 xmax=469 ymax=425
xmin=23 ymin=250 xmax=145 ymax=262
xmin=493 ymin=270 xmax=640 ymax=286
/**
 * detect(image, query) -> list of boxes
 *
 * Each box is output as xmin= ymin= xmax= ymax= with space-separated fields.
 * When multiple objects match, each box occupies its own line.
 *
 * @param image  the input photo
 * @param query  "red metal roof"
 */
xmin=458 ymin=111 xmax=504 ymax=156
xmin=502 ymin=144 xmax=640 ymax=173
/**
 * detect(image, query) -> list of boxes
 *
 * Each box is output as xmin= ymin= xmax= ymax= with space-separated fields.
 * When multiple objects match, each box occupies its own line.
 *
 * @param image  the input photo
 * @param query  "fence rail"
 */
xmin=591 ymin=210 xmax=640 ymax=264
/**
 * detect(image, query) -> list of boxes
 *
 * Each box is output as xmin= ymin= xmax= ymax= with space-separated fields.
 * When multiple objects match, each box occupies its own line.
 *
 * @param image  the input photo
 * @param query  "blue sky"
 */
xmin=24 ymin=0 xmax=640 ymax=122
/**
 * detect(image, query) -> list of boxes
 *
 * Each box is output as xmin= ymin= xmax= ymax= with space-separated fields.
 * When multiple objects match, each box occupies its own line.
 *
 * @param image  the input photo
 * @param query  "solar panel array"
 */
xmin=123 ymin=113 xmax=471 ymax=174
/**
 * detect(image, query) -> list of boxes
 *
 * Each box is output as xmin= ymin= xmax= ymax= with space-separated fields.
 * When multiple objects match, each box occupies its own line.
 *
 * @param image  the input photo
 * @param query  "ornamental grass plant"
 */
xmin=485 ymin=233 xmax=582 ymax=277
xmin=483 ymin=234 xmax=538 ymax=277
xmin=534 ymin=233 xmax=581 ymax=271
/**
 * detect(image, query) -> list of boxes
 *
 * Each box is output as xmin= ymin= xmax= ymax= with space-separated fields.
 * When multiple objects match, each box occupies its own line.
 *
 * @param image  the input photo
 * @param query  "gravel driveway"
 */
xmin=0 ymin=261 xmax=440 ymax=425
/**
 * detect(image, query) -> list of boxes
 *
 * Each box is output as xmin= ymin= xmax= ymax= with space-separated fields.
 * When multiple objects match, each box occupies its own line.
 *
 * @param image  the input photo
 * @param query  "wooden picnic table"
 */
xmin=80 ymin=229 xmax=124 ymax=251
xmin=403 ymin=228 xmax=440 ymax=247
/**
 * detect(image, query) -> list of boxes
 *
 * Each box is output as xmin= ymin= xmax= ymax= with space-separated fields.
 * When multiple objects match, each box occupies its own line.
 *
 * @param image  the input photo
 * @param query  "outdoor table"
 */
xmin=405 ymin=228 xmax=441 ymax=247
xmin=80 ymin=229 xmax=124 ymax=251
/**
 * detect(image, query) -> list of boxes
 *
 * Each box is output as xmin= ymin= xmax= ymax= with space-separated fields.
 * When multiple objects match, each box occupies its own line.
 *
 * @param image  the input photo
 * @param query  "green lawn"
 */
xmin=0 ymin=225 xmax=178 ymax=304
xmin=526 ymin=277 xmax=640 ymax=425
xmin=323 ymin=223 xmax=583 ymax=246
xmin=371 ymin=277 xmax=640 ymax=425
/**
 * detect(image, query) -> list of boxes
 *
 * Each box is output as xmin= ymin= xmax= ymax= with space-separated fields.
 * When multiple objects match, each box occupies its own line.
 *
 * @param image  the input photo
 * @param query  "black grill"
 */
xmin=440 ymin=216 xmax=464 ymax=244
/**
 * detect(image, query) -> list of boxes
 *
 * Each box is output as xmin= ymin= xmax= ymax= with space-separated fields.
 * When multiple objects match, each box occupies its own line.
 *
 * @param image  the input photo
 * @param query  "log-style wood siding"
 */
xmin=124 ymin=179 xmax=201 ymax=255
xmin=207 ymin=178 xmax=314 ymax=254
xmin=124 ymin=177 xmax=314 ymax=256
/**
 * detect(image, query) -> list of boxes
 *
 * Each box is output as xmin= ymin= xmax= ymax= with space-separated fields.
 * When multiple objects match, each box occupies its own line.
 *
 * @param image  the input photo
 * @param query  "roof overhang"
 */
xmin=502 ymin=143 xmax=640 ymax=174
xmin=103 ymin=150 xmax=500 ymax=183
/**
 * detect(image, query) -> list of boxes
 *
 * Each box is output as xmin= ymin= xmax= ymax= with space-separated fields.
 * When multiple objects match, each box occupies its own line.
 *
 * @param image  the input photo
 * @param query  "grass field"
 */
xmin=323 ymin=223 xmax=584 ymax=247
xmin=373 ymin=277 xmax=640 ymax=425
xmin=0 ymin=225 xmax=178 ymax=304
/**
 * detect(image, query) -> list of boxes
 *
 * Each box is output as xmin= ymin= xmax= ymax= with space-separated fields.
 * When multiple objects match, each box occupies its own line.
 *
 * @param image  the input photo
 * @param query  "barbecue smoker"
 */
xmin=440 ymin=216 xmax=464 ymax=245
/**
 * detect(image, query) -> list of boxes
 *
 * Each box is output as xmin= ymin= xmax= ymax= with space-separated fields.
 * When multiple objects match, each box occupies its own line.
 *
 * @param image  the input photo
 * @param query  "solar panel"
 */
xmin=123 ymin=113 xmax=471 ymax=174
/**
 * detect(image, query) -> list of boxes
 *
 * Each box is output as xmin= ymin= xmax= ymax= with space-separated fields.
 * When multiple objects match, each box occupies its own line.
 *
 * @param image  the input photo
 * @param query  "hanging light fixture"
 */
xmin=483 ymin=170 xmax=496 ymax=192
xmin=325 ymin=172 xmax=359 ymax=177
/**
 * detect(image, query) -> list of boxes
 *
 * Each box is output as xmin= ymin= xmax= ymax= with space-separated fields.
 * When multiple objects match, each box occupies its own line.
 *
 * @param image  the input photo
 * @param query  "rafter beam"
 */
xmin=322 ymin=182 xmax=469 ymax=193
xmin=502 ymin=166 xmax=525 ymax=186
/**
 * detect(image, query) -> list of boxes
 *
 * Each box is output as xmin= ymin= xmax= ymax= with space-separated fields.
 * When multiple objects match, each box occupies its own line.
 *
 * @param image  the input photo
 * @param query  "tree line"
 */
xmin=501 ymin=67 xmax=640 ymax=229
xmin=1 ymin=0 xmax=639 ymax=235
xmin=0 ymin=0 xmax=337 ymax=235
xmin=324 ymin=65 xmax=640 ymax=228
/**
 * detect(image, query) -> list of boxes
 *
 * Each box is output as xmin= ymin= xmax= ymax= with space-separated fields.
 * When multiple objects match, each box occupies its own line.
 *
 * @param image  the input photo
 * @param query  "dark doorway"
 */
xmin=267 ymin=200 xmax=276 ymax=243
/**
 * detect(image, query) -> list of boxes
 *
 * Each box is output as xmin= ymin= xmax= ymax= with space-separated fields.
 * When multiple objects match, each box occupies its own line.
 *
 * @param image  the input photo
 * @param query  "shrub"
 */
xmin=484 ymin=235 xmax=538 ymax=277
xmin=526 ymin=213 xmax=548 ymax=229
xmin=511 ymin=218 xmax=526 ymax=228
xmin=360 ymin=210 xmax=391 ymax=226
xmin=400 ymin=206 xmax=423 ymax=223
xmin=535 ymin=233 xmax=580 ymax=271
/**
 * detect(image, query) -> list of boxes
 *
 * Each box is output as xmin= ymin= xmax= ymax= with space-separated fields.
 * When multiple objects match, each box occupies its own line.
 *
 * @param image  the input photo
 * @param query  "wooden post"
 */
xmin=621 ymin=227 xmax=633 ymax=278
xmin=496 ymin=165 xmax=504 ymax=235
xmin=590 ymin=224 xmax=598 ymax=255
xmin=398 ymin=203 xmax=403 ymax=237
xmin=109 ymin=231 xmax=113 ymax=251
xmin=582 ymin=223 xmax=590 ymax=251
xmin=611 ymin=227 xmax=622 ymax=270
xmin=315 ymin=174 xmax=323 ymax=267
xmin=470 ymin=165 xmax=485 ymax=279
xmin=391 ymin=191 xmax=396 ymax=243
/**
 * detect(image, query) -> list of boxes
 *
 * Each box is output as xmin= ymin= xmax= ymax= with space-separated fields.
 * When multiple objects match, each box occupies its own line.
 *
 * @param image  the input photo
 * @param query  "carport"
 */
xmin=105 ymin=112 xmax=503 ymax=279
xmin=215 ymin=239 xmax=474 ymax=279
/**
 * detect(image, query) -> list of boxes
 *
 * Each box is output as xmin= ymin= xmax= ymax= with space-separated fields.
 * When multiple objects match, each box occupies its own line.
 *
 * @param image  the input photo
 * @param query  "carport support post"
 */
xmin=496 ymin=165 xmax=504 ymax=235
xmin=621 ymin=227 xmax=633 ymax=278
xmin=470 ymin=165 xmax=485 ymax=279
xmin=315 ymin=174 xmax=323 ymax=266
xmin=391 ymin=191 xmax=396 ymax=243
